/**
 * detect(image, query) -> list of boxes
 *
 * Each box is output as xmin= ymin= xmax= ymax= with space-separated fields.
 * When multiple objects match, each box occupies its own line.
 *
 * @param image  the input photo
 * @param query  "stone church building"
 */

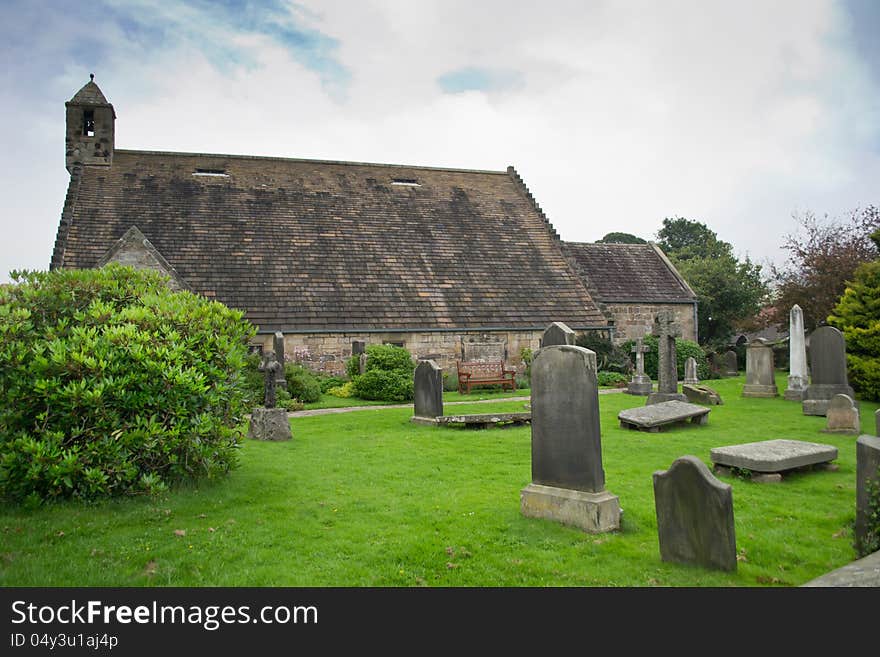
xmin=51 ymin=77 xmax=696 ymax=376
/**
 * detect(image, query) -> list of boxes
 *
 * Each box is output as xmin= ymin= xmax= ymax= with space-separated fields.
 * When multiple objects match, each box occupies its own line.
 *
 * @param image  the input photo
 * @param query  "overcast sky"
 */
xmin=1 ymin=0 xmax=878 ymax=284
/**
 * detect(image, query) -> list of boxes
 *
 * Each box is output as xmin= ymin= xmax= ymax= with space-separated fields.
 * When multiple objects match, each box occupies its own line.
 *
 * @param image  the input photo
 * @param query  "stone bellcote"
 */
xmin=65 ymin=74 xmax=115 ymax=173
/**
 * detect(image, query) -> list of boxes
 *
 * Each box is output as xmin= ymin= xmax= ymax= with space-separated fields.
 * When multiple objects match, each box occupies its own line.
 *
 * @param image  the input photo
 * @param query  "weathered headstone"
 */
xmin=653 ymin=456 xmax=736 ymax=572
xmin=741 ymin=339 xmax=778 ymax=398
xmin=248 ymin=350 xmax=292 ymax=441
xmin=272 ymin=331 xmax=287 ymax=387
xmin=627 ymin=337 xmax=653 ymax=396
xmin=646 ymin=311 xmax=687 ymax=404
xmin=351 ymin=340 xmax=366 ymax=356
xmin=412 ymin=359 xmax=444 ymax=421
xmin=784 ymin=304 xmax=808 ymax=401
xmin=707 ymin=352 xmax=722 ymax=378
xmin=802 ymin=326 xmax=855 ymax=416
xmin=541 ymin=321 xmax=576 ymax=347
xmin=520 ymin=345 xmax=620 ymax=533
xmin=684 ymin=357 xmax=699 ymax=385
xmin=822 ymin=394 xmax=861 ymax=434
xmin=855 ymin=434 xmax=880 ymax=556
xmin=724 ymin=350 xmax=738 ymax=377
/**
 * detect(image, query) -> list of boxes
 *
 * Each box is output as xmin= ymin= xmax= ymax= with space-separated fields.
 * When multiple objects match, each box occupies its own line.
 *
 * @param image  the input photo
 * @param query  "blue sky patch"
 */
xmin=437 ymin=67 xmax=524 ymax=94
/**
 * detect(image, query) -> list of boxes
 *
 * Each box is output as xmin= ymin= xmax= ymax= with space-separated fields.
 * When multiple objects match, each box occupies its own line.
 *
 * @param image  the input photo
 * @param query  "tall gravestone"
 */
xmin=802 ymin=326 xmax=855 ymax=416
xmin=351 ymin=340 xmax=366 ymax=356
xmin=742 ymin=338 xmax=778 ymax=397
xmin=520 ymin=345 xmax=620 ymax=533
xmin=412 ymin=360 xmax=444 ymax=421
xmin=683 ymin=357 xmax=699 ymax=385
xmin=272 ymin=331 xmax=287 ymax=387
xmin=627 ymin=337 xmax=653 ymax=395
xmin=646 ymin=311 xmax=687 ymax=405
xmin=784 ymin=305 xmax=808 ymax=401
xmin=541 ymin=321 xmax=576 ymax=347
xmin=653 ymin=456 xmax=737 ymax=571
xmin=856 ymin=433 xmax=880 ymax=556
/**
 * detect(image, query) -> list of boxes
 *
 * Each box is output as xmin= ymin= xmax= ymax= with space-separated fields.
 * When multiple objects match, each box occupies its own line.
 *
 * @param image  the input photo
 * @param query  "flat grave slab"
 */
xmin=618 ymin=400 xmax=710 ymax=432
xmin=710 ymin=439 xmax=838 ymax=481
xmin=412 ymin=412 xmax=531 ymax=429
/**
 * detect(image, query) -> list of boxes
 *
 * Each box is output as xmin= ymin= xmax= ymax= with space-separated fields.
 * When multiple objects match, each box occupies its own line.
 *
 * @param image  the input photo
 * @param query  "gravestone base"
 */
xmin=784 ymin=387 xmax=806 ymax=401
xmin=646 ymin=391 xmax=688 ymax=405
xmin=520 ymin=483 xmax=620 ymax=534
xmin=802 ymin=383 xmax=857 ymax=416
xmin=412 ymin=412 xmax=531 ymax=429
xmin=802 ymin=399 xmax=830 ymax=416
xmin=248 ymin=407 xmax=292 ymax=441
xmin=742 ymin=383 xmax=779 ymax=398
xmin=626 ymin=377 xmax=653 ymax=396
xmin=710 ymin=439 xmax=837 ymax=482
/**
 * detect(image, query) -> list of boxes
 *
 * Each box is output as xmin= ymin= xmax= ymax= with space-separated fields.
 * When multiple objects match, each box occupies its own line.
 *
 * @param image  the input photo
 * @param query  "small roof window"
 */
xmin=391 ymin=178 xmax=420 ymax=187
xmin=193 ymin=168 xmax=229 ymax=177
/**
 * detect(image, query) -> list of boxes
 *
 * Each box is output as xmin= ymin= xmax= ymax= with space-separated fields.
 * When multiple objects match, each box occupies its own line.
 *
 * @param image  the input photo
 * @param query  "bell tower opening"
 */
xmin=65 ymin=74 xmax=116 ymax=173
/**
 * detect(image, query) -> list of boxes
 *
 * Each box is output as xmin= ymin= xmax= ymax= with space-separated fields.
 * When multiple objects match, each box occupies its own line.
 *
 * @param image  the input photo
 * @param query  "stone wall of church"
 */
xmin=603 ymin=302 xmax=698 ymax=344
xmin=255 ymin=329 xmax=549 ymax=382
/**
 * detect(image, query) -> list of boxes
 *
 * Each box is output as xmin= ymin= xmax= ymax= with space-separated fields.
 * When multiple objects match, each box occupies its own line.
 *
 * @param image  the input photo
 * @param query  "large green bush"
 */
xmin=575 ymin=332 xmax=631 ymax=373
xmin=829 ymin=259 xmax=880 ymax=402
xmin=349 ymin=344 xmax=415 ymax=402
xmin=284 ymin=363 xmax=322 ymax=403
xmin=620 ymin=335 xmax=710 ymax=380
xmin=0 ymin=265 xmax=256 ymax=503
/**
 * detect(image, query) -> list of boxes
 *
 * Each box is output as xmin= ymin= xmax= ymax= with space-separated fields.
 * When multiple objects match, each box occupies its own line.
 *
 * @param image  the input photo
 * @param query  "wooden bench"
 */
xmin=456 ymin=360 xmax=517 ymax=394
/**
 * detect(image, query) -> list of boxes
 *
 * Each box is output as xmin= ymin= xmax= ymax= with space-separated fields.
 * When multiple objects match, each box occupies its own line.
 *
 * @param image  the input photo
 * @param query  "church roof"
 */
xmin=51 ymin=150 xmax=609 ymax=333
xmin=560 ymin=242 xmax=696 ymax=303
xmin=68 ymin=78 xmax=112 ymax=106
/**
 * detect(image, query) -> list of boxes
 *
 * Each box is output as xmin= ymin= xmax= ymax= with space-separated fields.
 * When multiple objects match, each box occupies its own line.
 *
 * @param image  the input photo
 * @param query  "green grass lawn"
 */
xmin=1 ymin=373 xmax=876 ymax=587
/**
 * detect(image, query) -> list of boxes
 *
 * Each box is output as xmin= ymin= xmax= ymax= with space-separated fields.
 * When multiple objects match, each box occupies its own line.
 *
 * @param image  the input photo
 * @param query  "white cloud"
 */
xmin=1 ymin=0 xmax=878 ymax=282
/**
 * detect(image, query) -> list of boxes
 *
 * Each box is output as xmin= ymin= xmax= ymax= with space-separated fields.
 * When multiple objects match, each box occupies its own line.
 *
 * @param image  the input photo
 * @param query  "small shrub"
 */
xmin=575 ymin=333 xmax=631 ymax=373
xmin=352 ymin=370 xmax=413 ymax=402
xmin=319 ymin=375 xmax=347 ymax=393
xmin=597 ymin=371 xmax=629 ymax=387
xmin=327 ymin=381 xmax=355 ymax=398
xmin=284 ymin=363 xmax=322 ymax=404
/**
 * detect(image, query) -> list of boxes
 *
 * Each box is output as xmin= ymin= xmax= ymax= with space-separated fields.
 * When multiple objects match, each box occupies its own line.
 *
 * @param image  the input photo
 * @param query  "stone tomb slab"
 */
xmin=710 ymin=439 xmax=838 ymax=481
xmin=412 ymin=412 xmax=531 ymax=429
xmin=618 ymin=400 xmax=710 ymax=432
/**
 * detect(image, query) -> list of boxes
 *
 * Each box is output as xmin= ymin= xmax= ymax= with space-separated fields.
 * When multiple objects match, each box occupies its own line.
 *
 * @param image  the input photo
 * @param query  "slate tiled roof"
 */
xmin=68 ymin=79 xmax=111 ymax=107
xmin=51 ymin=150 xmax=608 ymax=333
xmin=560 ymin=242 xmax=696 ymax=303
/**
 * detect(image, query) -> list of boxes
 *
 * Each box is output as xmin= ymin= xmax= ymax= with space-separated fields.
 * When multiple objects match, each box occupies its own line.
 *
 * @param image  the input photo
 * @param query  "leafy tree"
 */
xmin=596 ymin=232 xmax=647 ymax=244
xmin=0 ymin=265 xmax=255 ymax=503
xmin=770 ymin=206 xmax=879 ymax=332
xmin=654 ymin=217 xmax=769 ymax=347
xmin=828 ymin=254 xmax=880 ymax=402
xmin=656 ymin=217 xmax=731 ymax=261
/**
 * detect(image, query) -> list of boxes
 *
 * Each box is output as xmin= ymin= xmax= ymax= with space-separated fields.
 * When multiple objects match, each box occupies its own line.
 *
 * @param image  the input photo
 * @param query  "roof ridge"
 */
xmin=113 ymin=149 xmax=509 ymax=175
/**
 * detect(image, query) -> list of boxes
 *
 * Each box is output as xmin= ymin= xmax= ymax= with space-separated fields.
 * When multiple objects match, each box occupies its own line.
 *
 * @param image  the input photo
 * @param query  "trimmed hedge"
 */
xmin=0 ymin=265 xmax=256 ymax=503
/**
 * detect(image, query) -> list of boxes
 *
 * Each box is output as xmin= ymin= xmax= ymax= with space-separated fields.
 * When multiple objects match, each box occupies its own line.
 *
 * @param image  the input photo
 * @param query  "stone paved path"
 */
xmin=289 ymin=388 xmax=624 ymax=417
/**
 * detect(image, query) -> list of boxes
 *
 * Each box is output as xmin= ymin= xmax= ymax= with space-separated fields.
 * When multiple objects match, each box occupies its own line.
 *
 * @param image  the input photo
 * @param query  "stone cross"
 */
xmin=653 ymin=456 xmax=737 ymax=571
xmin=358 ymin=352 xmax=368 ymax=375
xmin=627 ymin=337 xmax=652 ymax=395
xmin=541 ymin=321 xmax=576 ymax=347
xmin=272 ymin=331 xmax=287 ymax=387
xmin=258 ymin=350 xmax=284 ymax=408
xmin=520 ymin=345 xmax=620 ymax=533
xmin=652 ymin=311 xmax=681 ymax=394
xmin=784 ymin=304 xmax=808 ymax=401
